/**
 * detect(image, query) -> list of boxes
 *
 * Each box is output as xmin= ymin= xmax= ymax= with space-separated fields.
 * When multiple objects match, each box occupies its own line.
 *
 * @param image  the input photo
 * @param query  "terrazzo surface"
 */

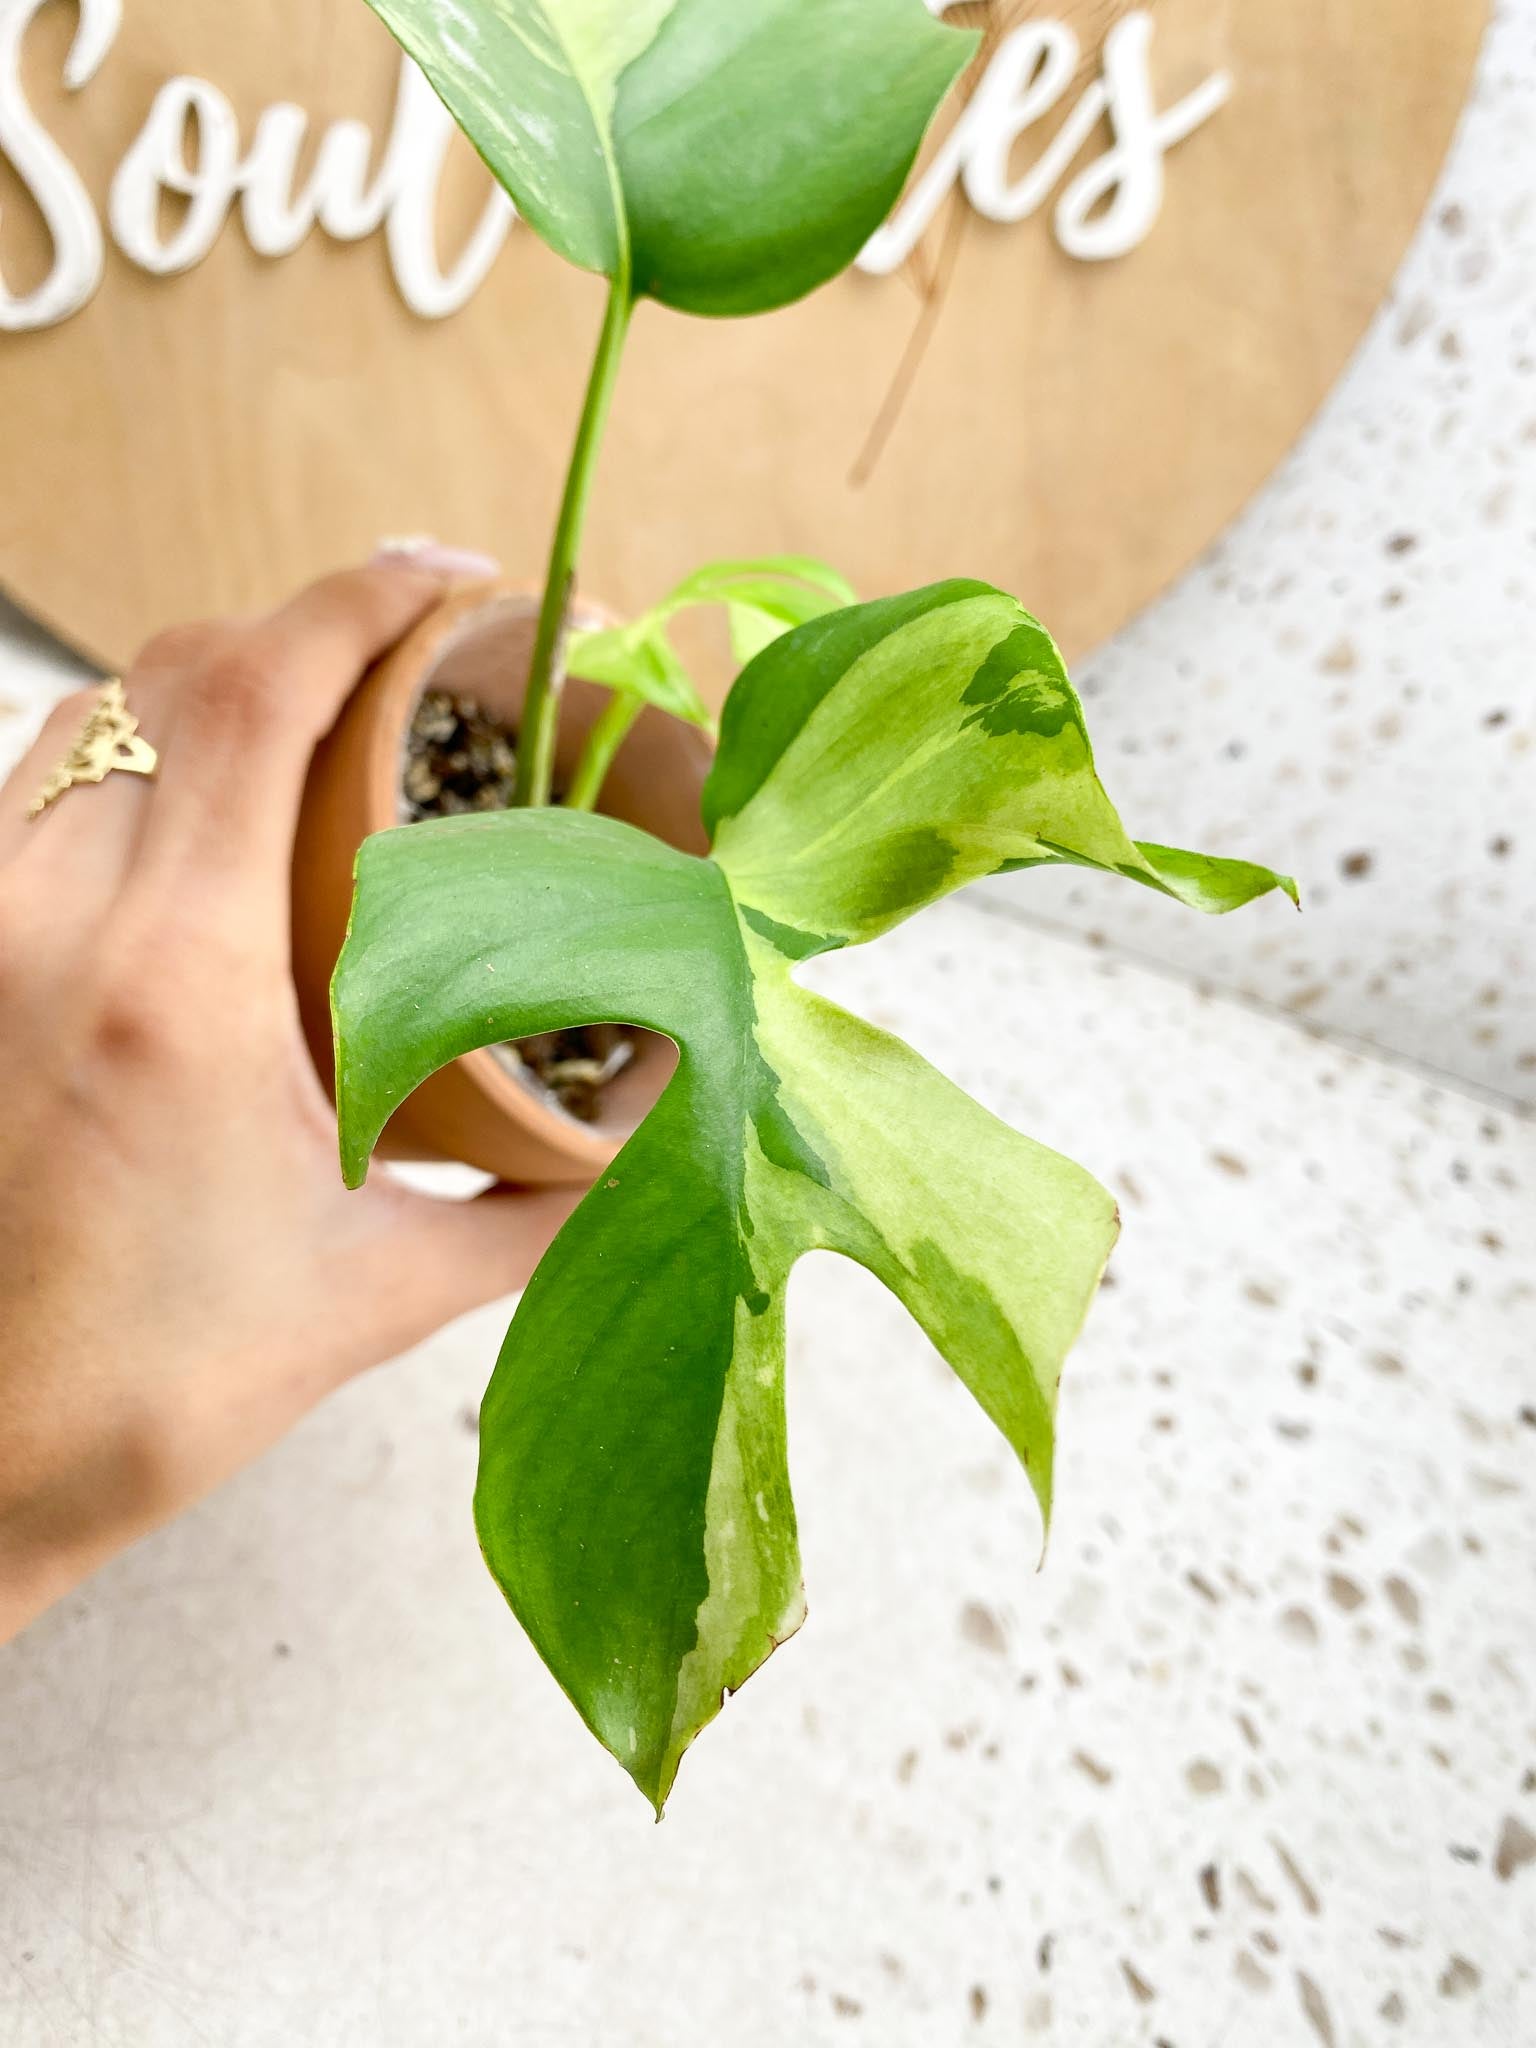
xmin=1 ymin=900 xmax=1532 ymax=2047
xmin=972 ymin=0 xmax=1536 ymax=1109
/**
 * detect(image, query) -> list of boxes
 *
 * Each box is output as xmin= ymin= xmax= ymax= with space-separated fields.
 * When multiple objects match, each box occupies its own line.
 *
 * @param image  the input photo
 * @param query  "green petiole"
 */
xmin=512 ymin=273 xmax=634 ymax=811
xmin=565 ymin=691 xmax=645 ymax=813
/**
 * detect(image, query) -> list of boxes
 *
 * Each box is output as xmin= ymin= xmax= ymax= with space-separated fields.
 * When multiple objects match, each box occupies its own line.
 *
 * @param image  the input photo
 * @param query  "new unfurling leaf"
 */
xmin=333 ymin=583 xmax=1295 ymax=1811
xmin=567 ymin=556 xmax=856 ymax=731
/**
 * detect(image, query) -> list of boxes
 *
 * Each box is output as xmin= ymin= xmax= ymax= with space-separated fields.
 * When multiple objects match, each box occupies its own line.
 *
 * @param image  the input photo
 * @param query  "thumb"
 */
xmin=357 ymin=1183 xmax=583 ymax=1365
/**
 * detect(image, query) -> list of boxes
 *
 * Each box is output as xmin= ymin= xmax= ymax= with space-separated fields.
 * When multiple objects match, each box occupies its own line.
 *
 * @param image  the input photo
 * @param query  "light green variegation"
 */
xmin=706 ymin=582 xmax=1298 ymax=944
xmin=362 ymin=0 xmax=976 ymax=315
xmin=333 ymin=582 xmax=1295 ymax=1811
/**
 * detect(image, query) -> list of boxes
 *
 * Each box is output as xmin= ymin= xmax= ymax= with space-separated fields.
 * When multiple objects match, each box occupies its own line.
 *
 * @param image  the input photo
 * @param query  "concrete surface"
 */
xmin=0 ymin=911 xmax=1531 ymax=2046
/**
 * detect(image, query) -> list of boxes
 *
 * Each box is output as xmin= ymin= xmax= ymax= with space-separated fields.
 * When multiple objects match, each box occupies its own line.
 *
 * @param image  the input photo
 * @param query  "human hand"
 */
xmin=0 ymin=561 xmax=578 ymax=1643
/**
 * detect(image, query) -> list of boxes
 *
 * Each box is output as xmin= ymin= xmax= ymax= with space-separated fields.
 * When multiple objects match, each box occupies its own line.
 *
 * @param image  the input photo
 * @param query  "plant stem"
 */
xmin=565 ymin=691 xmax=645 ymax=813
xmin=513 ymin=275 xmax=634 ymax=808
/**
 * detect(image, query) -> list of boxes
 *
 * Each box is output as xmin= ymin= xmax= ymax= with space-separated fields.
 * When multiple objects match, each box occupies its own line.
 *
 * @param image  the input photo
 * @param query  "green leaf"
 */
xmin=666 ymin=556 xmax=858 ymax=611
xmin=361 ymin=0 xmax=976 ymax=313
xmin=333 ymin=579 xmax=1293 ymax=1812
xmin=334 ymin=811 xmax=728 ymax=1183
xmin=705 ymin=582 xmax=1299 ymax=948
xmin=567 ymin=555 xmax=855 ymax=729
xmin=335 ymin=811 xmax=1115 ymax=1812
xmin=565 ymin=623 xmax=714 ymax=729
xmin=727 ymin=603 xmax=789 ymax=667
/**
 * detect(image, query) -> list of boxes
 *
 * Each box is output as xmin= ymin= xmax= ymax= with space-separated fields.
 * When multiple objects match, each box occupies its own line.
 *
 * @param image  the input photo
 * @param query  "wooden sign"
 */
xmin=0 ymin=0 xmax=1487 ymax=674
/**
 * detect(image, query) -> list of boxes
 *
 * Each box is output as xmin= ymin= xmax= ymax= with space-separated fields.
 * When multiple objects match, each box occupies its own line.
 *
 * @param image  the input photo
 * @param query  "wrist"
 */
xmin=0 ymin=1449 xmax=144 ymax=1646
xmin=0 ymin=1519 xmax=70 ymax=1645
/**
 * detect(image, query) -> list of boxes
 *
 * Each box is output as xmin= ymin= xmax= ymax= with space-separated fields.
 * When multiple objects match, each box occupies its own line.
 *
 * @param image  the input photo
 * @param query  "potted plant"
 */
xmin=318 ymin=0 xmax=1296 ymax=1814
xmin=294 ymin=564 xmax=849 ymax=1180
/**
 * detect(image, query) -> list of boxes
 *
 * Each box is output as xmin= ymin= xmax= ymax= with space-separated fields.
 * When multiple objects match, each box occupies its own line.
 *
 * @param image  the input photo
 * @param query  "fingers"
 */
xmin=0 ymin=687 xmax=109 ymax=858
xmin=403 ymin=1182 xmax=582 ymax=1324
xmin=350 ymin=1183 xmax=583 ymax=1372
xmin=138 ymin=561 xmax=455 ymax=886
xmin=0 ymin=557 xmax=487 ymax=1045
xmin=0 ymin=679 xmax=170 ymax=915
xmin=0 ymin=563 xmax=445 ymax=917
xmin=2 ymin=555 xmax=495 ymax=937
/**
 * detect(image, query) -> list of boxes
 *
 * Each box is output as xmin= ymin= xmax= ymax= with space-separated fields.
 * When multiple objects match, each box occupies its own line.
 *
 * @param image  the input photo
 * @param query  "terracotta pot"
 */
xmin=292 ymin=583 xmax=713 ymax=1186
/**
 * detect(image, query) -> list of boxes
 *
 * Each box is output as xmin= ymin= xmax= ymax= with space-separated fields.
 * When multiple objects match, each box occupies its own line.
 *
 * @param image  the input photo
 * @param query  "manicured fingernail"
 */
xmin=371 ymin=536 xmax=501 ymax=578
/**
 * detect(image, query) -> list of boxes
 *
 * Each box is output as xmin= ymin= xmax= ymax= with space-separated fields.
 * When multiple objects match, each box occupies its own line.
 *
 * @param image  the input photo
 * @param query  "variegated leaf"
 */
xmin=706 ymin=582 xmax=1299 ymax=951
xmin=361 ymin=0 xmax=976 ymax=314
xmin=333 ymin=582 xmax=1295 ymax=1809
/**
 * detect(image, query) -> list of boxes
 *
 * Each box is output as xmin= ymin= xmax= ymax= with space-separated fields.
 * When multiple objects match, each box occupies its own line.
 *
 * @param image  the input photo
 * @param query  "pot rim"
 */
xmin=358 ymin=581 xmax=666 ymax=1176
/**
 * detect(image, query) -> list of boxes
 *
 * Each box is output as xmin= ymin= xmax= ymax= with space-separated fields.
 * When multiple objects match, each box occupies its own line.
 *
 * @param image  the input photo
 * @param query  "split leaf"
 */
xmin=333 ymin=582 xmax=1295 ymax=1811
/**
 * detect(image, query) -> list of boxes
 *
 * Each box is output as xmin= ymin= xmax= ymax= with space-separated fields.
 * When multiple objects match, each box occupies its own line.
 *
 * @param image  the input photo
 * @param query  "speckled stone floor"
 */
xmin=0 ymin=865 xmax=1530 ymax=2043
xmin=972 ymin=0 xmax=1536 ymax=1110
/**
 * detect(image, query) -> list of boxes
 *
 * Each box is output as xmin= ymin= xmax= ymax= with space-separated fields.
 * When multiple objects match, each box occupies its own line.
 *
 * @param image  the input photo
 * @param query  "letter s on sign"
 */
xmin=0 ymin=0 xmax=119 ymax=332
xmin=1055 ymin=13 xmax=1232 ymax=262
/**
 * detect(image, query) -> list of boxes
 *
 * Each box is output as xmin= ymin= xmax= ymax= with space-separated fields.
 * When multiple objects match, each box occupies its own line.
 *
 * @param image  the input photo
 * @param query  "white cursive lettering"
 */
xmin=109 ymin=74 xmax=241 ymax=274
xmin=859 ymin=9 xmax=1230 ymax=274
xmin=0 ymin=0 xmax=1228 ymax=333
xmin=104 ymin=58 xmax=512 ymax=312
xmin=379 ymin=62 xmax=513 ymax=321
xmin=1055 ymin=15 xmax=1231 ymax=261
xmin=0 ymin=0 xmax=117 ymax=331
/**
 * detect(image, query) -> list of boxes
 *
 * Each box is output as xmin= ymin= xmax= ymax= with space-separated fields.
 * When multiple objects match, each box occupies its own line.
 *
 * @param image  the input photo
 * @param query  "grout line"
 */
xmin=964 ymin=887 xmax=1535 ymax=1123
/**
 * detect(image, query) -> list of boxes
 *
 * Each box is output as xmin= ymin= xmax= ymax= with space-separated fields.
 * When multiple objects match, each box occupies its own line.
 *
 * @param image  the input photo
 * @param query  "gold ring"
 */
xmin=26 ymin=679 xmax=159 ymax=821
